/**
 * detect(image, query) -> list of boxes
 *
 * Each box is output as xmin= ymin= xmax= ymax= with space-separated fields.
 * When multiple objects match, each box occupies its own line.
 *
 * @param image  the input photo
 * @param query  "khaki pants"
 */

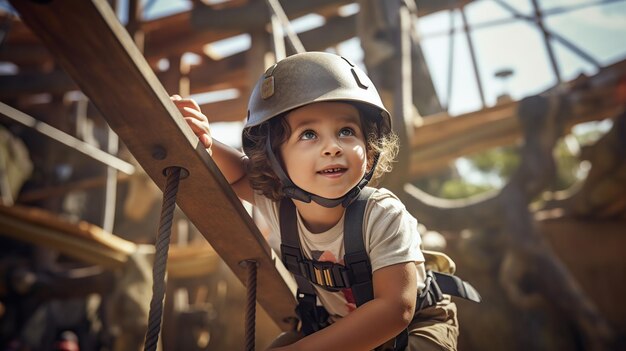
xmin=267 ymin=296 xmax=458 ymax=351
xmin=406 ymin=295 xmax=458 ymax=351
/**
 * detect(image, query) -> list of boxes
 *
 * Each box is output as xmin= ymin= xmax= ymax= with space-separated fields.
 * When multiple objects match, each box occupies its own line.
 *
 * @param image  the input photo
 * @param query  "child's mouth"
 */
xmin=318 ymin=168 xmax=347 ymax=176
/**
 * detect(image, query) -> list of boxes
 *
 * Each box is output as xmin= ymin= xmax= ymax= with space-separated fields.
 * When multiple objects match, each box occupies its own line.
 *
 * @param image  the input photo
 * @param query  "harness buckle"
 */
xmin=281 ymin=244 xmax=304 ymax=275
xmin=312 ymin=261 xmax=336 ymax=288
xmin=416 ymin=270 xmax=445 ymax=311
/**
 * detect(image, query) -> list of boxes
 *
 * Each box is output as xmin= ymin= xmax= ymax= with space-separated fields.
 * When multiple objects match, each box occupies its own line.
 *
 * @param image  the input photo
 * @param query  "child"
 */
xmin=173 ymin=52 xmax=459 ymax=351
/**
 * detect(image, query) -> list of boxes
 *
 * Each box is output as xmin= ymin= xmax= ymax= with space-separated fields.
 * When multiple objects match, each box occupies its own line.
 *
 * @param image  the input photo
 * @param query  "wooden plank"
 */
xmin=0 ymin=43 xmax=52 ymax=66
xmin=2 ymin=0 xmax=473 ymax=69
xmin=198 ymin=96 xmax=247 ymax=123
xmin=0 ymin=204 xmax=136 ymax=269
xmin=408 ymin=77 xmax=625 ymax=179
xmin=17 ymin=174 xmax=130 ymax=204
xmin=0 ymin=102 xmax=136 ymax=175
xmin=142 ymin=12 xmax=240 ymax=62
xmin=0 ymin=56 xmax=247 ymax=105
xmin=411 ymin=101 xmax=519 ymax=148
xmin=0 ymin=14 xmax=356 ymax=99
xmin=0 ymin=204 xmax=219 ymax=279
xmin=299 ymin=14 xmax=356 ymax=51
xmin=9 ymin=0 xmax=297 ymax=331
xmin=190 ymin=0 xmax=352 ymax=30
xmin=187 ymin=53 xmax=248 ymax=92
xmin=0 ymin=70 xmax=77 ymax=99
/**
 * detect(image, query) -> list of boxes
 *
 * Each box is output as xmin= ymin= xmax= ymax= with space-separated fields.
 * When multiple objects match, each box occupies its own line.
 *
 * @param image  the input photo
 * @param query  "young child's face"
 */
xmin=279 ymin=101 xmax=368 ymax=200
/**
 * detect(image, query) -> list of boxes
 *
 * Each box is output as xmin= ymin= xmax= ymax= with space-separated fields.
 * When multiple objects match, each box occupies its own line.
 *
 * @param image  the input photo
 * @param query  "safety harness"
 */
xmin=279 ymin=187 xmax=481 ymax=350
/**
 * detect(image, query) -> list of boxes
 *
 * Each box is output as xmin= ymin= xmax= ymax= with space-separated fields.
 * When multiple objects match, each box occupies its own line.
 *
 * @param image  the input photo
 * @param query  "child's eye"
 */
xmin=300 ymin=130 xmax=317 ymax=140
xmin=339 ymin=128 xmax=355 ymax=137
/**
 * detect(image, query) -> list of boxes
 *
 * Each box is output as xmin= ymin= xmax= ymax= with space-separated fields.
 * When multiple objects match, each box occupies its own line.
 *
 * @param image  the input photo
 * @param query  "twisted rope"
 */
xmin=144 ymin=167 xmax=182 ymax=351
xmin=244 ymin=260 xmax=258 ymax=351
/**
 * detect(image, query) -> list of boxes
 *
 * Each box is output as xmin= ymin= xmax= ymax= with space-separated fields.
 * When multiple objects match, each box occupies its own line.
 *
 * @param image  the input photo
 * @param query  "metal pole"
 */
xmin=531 ymin=0 xmax=562 ymax=84
xmin=445 ymin=10 xmax=456 ymax=112
xmin=494 ymin=0 xmax=601 ymax=68
xmin=459 ymin=6 xmax=486 ymax=108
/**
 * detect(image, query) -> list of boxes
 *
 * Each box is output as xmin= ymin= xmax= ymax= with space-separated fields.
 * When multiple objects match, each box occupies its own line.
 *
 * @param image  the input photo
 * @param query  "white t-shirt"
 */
xmin=254 ymin=188 xmax=427 ymax=319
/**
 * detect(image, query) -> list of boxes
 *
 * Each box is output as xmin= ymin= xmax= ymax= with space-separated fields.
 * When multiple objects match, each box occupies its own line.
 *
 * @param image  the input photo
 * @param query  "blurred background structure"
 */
xmin=0 ymin=0 xmax=625 ymax=350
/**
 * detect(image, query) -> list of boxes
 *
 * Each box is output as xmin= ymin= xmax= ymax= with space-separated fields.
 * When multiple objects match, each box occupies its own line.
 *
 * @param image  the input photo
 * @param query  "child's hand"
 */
xmin=170 ymin=95 xmax=213 ymax=154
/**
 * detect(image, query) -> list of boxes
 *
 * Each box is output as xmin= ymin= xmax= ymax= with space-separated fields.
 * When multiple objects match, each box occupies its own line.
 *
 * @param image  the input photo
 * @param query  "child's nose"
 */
xmin=323 ymin=139 xmax=343 ymax=156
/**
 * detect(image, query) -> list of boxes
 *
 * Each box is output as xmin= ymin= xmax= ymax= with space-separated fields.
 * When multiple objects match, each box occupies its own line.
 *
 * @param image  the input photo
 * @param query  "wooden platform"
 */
xmin=0 ymin=204 xmax=218 ymax=279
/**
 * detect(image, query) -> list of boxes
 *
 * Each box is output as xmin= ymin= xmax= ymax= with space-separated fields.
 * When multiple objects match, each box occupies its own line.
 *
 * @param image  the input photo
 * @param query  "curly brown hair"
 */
xmin=243 ymin=104 xmax=399 ymax=201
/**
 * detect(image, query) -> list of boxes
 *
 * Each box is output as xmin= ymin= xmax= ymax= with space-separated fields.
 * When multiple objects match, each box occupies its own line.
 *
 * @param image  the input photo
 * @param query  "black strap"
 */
xmin=280 ymin=198 xmax=333 ymax=336
xmin=343 ymin=187 xmax=376 ymax=306
xmin=430 ymin=271 xmax=482 ymax=303
xmin=294 ymin=275 xmax=330 ymax=335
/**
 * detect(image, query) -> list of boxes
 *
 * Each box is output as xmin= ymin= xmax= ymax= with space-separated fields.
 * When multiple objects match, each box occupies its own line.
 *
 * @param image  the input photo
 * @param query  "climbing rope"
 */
xmin=244 ymin=260 xmax=258 ymax=351
xmin=141 ymin=165 xmax=258 ymax=350
xmin=144 ymin=167 xmax=183 ymax=351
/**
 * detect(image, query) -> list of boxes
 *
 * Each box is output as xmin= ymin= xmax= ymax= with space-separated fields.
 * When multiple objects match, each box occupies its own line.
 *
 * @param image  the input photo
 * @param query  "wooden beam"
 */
xmin=2 ymin=0 xmax=474 ymax=69
xmin=0 ymin=203 xmax=136 ymax=269
xmin=0 ymin=102 xmax=136 ymax=175
xmin=9 ymin=0 xmax=297 ymax=331
xmin=17 ymin=173 xmax=130 ymax=204
xmin=408 ymin=58 xmax=626 ymax=180
xmin=0 ymin=43 xmax=52 ymax=66
xmin=187 ymin=53 xmax=248 ymax=93
xmin=198 ymin=96 xmax=247 ymax=123
xmin=5 ymin=11 xmax=238 ymax=66
xmin=0 ymin=204 xmax=219 ymax=278
xmin=299 ymin=14 xmax=356 ymax=51
xmin=3 ymin=16 xmax=40 ymax=44
xmin=411 ymin=101 xmax=519 ymax=148
xmin=190 ymin=0 xmax=352 ymax=30
xmin=0 ymin=58 xmax=246 ymax=102
xmin=142 ymin=11 xmax=240 ymax=61
xmin=0 ymin=70 xmax=77 ymax=99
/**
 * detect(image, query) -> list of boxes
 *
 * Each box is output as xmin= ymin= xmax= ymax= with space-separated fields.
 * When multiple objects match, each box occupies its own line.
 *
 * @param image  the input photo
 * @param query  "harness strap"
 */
xmin=294 ymin=275 xmax=330 ymax=335
xmin=431 ymin=270 xmax=482 ymax=303
xmin=344 ymin=187 xmax=376 ymax=306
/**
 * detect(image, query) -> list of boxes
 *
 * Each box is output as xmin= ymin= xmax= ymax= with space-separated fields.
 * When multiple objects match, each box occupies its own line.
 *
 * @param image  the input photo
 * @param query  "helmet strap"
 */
xmin=265 ymin=132 xmax=380 ymax=208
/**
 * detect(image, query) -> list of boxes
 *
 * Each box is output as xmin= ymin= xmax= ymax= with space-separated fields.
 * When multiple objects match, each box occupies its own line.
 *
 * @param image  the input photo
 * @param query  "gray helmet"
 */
xmin=244 ymin=51 xmax=391 ymax=138
xmin=242 ymin=52 xmax=392 ymax=207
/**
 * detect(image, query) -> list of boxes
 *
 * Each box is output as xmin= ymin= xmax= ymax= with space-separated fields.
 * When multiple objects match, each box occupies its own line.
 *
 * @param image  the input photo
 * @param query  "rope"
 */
xmin=144 ymin=167 xmax=182 ymax=351
xmin=244 ymin=260 xmax=258 ymax=351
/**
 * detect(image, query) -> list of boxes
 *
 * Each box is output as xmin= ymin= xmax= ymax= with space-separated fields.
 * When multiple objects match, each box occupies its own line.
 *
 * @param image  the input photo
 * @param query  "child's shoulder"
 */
xmin=366 ymin=187 xmax=406 ymax=212
xmin=368 ymin=187 xmax=401 ymax=202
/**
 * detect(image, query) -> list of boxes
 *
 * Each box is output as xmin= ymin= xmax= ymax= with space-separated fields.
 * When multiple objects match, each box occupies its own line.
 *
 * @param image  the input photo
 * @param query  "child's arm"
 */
xmin=272 ymin=262 xmax=418 ymax=351
xmin=171 ymin=95 xmax=255 ymax=204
